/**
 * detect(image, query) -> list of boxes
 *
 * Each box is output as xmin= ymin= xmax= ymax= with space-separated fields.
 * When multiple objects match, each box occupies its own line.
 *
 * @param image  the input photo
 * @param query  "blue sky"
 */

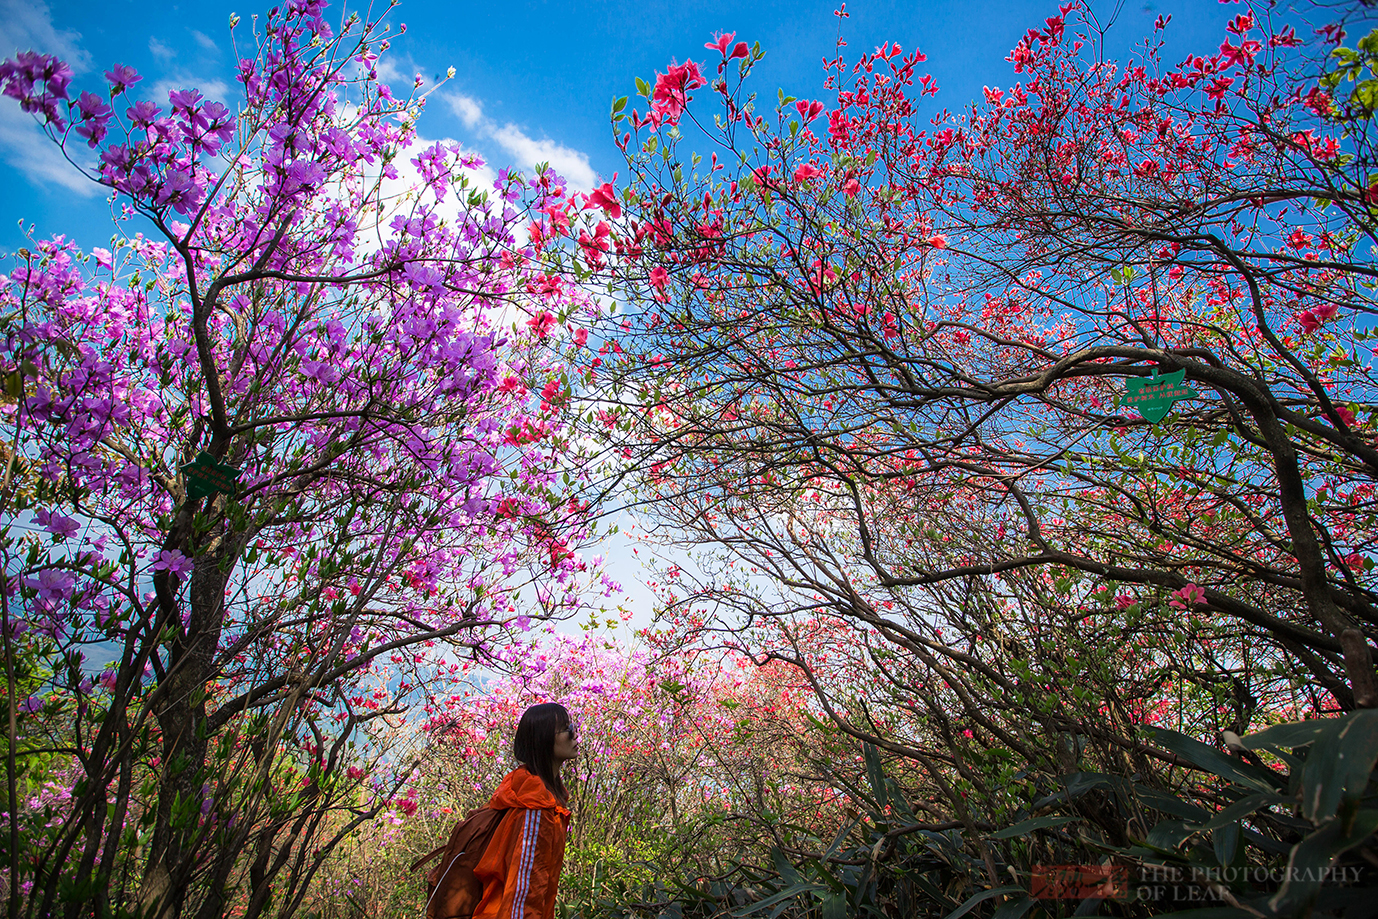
xmin=0 ymin=0 xmax=1246 ymax=255
xmin=0 ymin=0 xmax=1246 ymax=633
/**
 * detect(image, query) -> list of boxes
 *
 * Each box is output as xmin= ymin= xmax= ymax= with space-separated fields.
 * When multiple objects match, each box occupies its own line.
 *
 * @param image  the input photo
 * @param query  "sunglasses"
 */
xmin=560 ymin=722 xmax=578 ymax=741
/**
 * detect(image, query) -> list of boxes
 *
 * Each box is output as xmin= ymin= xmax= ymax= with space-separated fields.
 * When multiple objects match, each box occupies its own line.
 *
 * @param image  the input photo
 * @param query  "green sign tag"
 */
xmin=180 ymin=451 xmax=242 ymax=500
xmin=1120 ymin=369 xmax=1197 ymax=423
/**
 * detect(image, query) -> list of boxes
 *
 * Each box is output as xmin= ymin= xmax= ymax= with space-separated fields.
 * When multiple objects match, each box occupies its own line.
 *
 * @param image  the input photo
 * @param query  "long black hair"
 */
xmin=512 ymin=702 xmax=571 ymax=804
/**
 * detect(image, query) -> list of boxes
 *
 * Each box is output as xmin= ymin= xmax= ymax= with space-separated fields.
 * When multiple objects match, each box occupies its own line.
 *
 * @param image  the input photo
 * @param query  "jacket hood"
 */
xmin=488 ymin=766 xmax=568 ymax=813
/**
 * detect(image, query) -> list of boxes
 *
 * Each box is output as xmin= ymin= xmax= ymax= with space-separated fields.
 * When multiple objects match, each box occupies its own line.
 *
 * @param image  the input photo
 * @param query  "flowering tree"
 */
xmin=0 ymin=3 xmax=604 ymax=917
xmin=605 ymin=2 xmax=1378 ymax=712
xmin=590 ymin=3 xmax=1378 ymax=912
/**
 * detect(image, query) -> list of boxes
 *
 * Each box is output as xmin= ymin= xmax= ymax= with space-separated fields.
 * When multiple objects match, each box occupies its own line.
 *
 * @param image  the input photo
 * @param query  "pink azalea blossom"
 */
xmin=584 ymin=181 xmax=621 ymax=219
xmin=650 ymin=60 xmax=705 ymax=127
xmin=704 ymin=32 xmax=736 ymax=55
xmin=1168 ymin=583 xmax=1206 ymax=609
xmin=526 ymin=310 xmax=556 ymax=338
xmin=1298 ymin=302 xmax=1338 ymax=333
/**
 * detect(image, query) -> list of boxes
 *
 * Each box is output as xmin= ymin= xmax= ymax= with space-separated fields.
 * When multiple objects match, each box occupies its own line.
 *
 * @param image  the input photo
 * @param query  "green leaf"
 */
xmin=636 ymin=77 xmax=650 ymax=97
xmin=1196 ymin=793 xmax=1284 ymax=833
xmin=1212 ymin=820 xmax=1239 ymax=866
xmin=730 ymin=881 xmax=821 ymax=916
xmin=770 ymin=846 xmax=800 ymax=886
xmin=820 ymin=894 xmax=848 ymax=919
xmin=1145 ymin=727 xmax=1284 ymax=793
xmin=1145 ymin=818 xmax=1195 ymax=850
xmin=824 ymin=813 xmax=862 ymax=859
xmin=1111 ymin=265 xmax=1136 ymax=285
xmin=1299 ymin=710 xmax=1378 ymax=822
xmin=943 ymin=887 xmax=1025 ymax=919
xmin=862 ymin=742 xmax=885 ymax=807
xmin=983 ymin=894 xmax=1035 ymax=919
xmin=1267 ymin=809 xmax=1378 ymax=915
xmin=1241 ymin=718 xmax=1334 ymax=752
xmin=988 ymin=814 xmax=1080 ymax=840
xmin=612 ymin=96 xmax=627 ymax=114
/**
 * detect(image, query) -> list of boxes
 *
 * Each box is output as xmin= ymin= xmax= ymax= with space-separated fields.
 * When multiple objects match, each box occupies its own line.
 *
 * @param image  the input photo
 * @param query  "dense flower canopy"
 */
xmin=2 ymin=1 xmax=1377 ymax=918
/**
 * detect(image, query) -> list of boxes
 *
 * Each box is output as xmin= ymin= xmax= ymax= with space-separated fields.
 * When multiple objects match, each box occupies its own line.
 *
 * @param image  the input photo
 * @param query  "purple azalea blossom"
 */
xmin=44 ymin=511 xmax=79 ymax=539
xmin=104 ymin=64 xmax=141 ymax=94
xmin=126 ymin=100 xmax=162 ymax=128
xmin=152 ymin=549 xmax=194 ymax=577
xmin=155 ymin=168 xmax=203 ymax=216
xmin=24 ymin=568 xmax=75 ymax=603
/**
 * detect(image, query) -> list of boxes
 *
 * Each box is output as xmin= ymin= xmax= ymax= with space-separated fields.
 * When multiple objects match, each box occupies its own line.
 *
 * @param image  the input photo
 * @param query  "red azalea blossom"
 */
xmin=650 ymin=60 xmax=705 ymax=127
xmin=526 ymin=310 xmax=557 ymax=338
xmin=585 ymin=181 xmax=621 ymax=219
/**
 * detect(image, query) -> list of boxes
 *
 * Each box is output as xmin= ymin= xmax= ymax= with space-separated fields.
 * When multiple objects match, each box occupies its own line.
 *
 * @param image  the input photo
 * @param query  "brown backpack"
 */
xmin=409 ymin=806 xmax=508 ymax=919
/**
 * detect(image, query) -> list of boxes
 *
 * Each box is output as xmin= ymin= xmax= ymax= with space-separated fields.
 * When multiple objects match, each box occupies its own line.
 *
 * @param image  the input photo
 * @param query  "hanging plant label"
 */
xmin=1120 ymin=369 xmax=1197 ymax=423
xmin=180 ymin=451 xmax=242 ymax=500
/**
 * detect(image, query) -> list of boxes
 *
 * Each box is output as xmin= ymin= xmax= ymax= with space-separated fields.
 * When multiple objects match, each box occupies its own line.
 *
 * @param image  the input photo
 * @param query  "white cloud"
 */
xmin=190 ymin=30 xmax=217 ymax=53
xmin=0 ymin=0 xmax=99 ymax=196
xmin=148 ymin=36 xmax=175 ymax=60
xmin=376 ymin=54 xmax=429 ymax=92
xmin=0 ymin=0 xmax=89 ymax=69
xmin=0 ymin=105 xmax=101 ymax=197
xmin=379 ymin=133 xmax=498 ymax=227
xmin=375 ymin=55 xmax=405 ymax=85
xmin=437 ymin=90 xmax=597 ymax=192
xmin=488 ymin=122 xmax=596 ymax=192
xmin=339 ymin=115 xmax=497 ymax=259
xmin=447 ymin=93 xmax=483 ymax=130
xmin=149 ymin=75 xmax=231 ymax=106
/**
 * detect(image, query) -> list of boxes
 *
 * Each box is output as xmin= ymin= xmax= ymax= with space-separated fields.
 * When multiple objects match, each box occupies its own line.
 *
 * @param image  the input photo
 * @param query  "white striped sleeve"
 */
xmin=511 ymin=808 xmax=542 ymax=918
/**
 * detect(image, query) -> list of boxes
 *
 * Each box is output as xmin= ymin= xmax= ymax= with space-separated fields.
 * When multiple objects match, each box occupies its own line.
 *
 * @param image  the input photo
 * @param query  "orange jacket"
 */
xmin=472 ymin=767 xmax=571 ymax=919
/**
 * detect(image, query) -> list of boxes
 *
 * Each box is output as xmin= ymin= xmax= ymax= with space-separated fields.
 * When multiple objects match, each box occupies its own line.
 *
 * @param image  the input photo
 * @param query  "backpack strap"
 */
xmin=408 ymin=843 xmax=447 ymax=873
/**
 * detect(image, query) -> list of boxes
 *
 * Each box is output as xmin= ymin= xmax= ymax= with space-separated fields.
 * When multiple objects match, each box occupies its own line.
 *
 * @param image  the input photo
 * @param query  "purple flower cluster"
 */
xmin=0 ymin=51 xmax=73 ymax=128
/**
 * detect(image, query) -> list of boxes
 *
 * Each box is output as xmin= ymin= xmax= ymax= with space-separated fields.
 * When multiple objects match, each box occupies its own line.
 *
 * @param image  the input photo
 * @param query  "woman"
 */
xmin=472 ymin=702 xmax=578 ymax=919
